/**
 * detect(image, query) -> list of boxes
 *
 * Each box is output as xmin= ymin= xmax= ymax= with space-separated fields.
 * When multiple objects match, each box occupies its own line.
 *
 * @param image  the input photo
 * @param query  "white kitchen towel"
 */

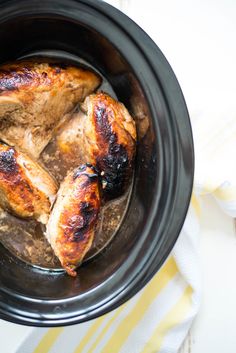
xmin=16 ymin=0 xmax=236 ymax=352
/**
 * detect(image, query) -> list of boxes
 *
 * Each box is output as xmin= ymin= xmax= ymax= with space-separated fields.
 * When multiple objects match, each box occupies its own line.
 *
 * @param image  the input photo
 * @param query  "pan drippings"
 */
xmin=0 ymin=51 xmax=131 ymax=270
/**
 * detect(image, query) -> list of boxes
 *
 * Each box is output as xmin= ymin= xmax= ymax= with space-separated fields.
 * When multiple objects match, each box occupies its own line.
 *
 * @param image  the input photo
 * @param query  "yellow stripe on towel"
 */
xmin=99 ymin=256 xmax=178 ymax=353
xmin=87 ymin=305 xmax=124 ymax=353
xmin=214 ymin=185 xmax=236 ymax=201
xmin=141 ymin=285 xmax=193 ymax=353
xmin=74 ymin=315 xmax=106 ymax=353
xmin=33 ymin=327 xmax=64 ymax=353
xmin=191 ymin=193 xmax=201 ymax=218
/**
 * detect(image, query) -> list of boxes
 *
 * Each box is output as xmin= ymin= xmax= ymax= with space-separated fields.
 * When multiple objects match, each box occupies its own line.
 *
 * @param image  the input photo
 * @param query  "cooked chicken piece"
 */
xmin=0 ymin=60 xmax=101 ymax=158
xmin=46 ymin=164 xmax=100 ymax=276
xmin=55 ymin=110 xmax=87 ymax=170
xmin=0 ymin=143 xmax=57 ymax=224
xmin=57 ymin=92 xmax=136 ymax=199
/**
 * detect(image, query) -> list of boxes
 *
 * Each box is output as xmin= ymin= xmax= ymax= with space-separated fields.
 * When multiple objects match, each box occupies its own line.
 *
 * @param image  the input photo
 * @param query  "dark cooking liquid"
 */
xmin=0 ymin=50 xmax=131 ymax=270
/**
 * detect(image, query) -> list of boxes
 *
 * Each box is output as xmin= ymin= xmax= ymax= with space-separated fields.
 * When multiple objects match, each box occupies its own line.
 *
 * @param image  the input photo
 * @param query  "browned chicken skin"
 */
xmin=57 ymin=92 xmax=136 ymax=199
xmin=0 ymin=58 xmax=136 ymax=276
xmin=0 ymin=60 xmax=101 ymax=158
xmin=0 ymin=143 xmax=57 ymax=224
xmin=46 ymin=164 xmax=100 ymax=276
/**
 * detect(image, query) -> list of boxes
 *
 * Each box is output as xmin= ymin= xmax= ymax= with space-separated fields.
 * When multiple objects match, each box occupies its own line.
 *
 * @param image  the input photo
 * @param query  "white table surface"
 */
xmin=0 ymin=1 xmax=236 ymax=352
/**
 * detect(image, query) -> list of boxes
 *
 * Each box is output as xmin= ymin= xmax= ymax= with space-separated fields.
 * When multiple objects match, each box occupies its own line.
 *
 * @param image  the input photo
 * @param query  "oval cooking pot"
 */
xmin=0 ymin=0 xmax=194 ymax=326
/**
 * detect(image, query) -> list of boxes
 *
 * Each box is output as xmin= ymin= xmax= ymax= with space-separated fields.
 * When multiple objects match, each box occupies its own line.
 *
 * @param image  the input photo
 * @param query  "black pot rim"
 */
xmin=0 ymin=0 xmax=194 ymax=326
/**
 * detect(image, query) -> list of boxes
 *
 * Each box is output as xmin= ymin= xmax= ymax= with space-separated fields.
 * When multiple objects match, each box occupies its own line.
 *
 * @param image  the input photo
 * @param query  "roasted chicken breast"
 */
xmin=57 ymin=92 xmax=136 ymax=199
xmin=46 ymin=164 xmax=100 ymax=276
xmin=0 ymin=60 xmax=101 ymax=158
xmin=0 ymin=143 xmax=57 ymax=224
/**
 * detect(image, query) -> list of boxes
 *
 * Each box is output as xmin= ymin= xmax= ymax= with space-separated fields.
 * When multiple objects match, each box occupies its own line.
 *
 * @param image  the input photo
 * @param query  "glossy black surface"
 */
xmin=0 ymin=0 xmax=194 ymax=326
